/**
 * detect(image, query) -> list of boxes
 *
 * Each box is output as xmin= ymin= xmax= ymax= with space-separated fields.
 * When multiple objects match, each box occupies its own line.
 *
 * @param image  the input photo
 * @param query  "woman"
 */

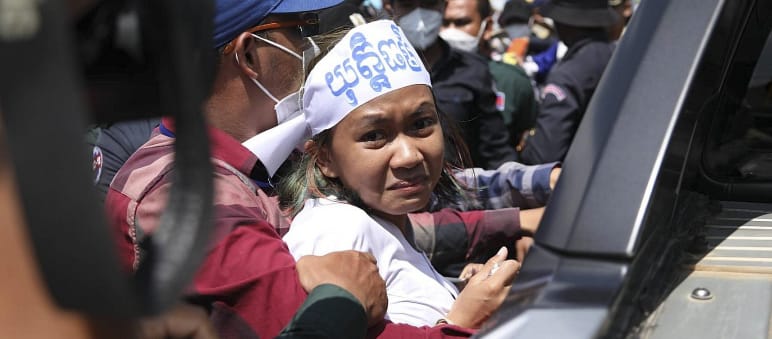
xmin=279 ymin=20 xmax=518 ymax=328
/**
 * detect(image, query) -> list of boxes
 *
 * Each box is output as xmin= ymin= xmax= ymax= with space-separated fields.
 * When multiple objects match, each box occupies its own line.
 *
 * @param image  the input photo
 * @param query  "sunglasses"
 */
xmin=222 ymin=14 xmax=319 ymax=55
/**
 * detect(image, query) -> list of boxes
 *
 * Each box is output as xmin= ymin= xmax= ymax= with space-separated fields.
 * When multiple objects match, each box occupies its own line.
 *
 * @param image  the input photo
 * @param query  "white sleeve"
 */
xmin=283 ymin=202 xmax=378 ymax=260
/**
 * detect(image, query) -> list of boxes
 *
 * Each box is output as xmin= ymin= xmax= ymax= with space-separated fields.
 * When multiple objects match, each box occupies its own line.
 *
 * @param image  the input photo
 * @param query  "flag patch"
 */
xmin=495 ymin=90 xmax=506 ymax=111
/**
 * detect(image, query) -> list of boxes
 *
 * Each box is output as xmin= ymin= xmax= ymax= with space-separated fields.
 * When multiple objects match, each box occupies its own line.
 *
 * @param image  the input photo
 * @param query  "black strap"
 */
xmin=0 ymin=0 xmax=137 ymax=316
xmin=0 ymin=0 xmax=215 ymax=316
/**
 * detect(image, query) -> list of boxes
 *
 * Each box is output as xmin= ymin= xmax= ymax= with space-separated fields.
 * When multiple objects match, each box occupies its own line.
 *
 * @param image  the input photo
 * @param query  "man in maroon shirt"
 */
xmin=105 ymin=0 xmax=512 ymax=337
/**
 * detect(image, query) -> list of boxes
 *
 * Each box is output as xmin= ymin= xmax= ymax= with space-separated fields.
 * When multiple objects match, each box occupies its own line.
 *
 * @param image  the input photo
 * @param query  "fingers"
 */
xmin=336 ymin=250 xmax=377 ymax=264
xmin=324 ymin=251 xmax=386 ymax=327
xmin=467 ymin=247 xmax=508 ymax=283
xmin=489 ymin=261 xmax=501 ymax=276
xmin=479 ymin=247 xmax=505 ymax=277
xmin=486 ymin=259 xmax=520 ymax=286
xmin=446 ymin=248 xmax=518 ymax=329
xmin=359 ymin=251 xmax=377 ymax=264
xmin=459 ymin=263 xmax=484 ymax=281
xmin=485 ymin=246 xmax=508 ymax=264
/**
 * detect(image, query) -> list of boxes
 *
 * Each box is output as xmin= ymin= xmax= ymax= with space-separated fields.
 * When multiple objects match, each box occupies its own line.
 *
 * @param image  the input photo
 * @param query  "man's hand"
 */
xmin=296 ymin=251 xmax=387 ymax=326
xmin=445 ymin=247 xmax=520 ymax=328
xmin=515 ymin=129 xmax=533 ymax=153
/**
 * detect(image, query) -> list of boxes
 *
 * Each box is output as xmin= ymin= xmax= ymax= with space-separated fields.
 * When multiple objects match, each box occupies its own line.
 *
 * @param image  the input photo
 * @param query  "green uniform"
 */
xmin=278 ymin=284 xmax=367 ymax=338
xmin=489 ymin=60 xmax=538 ymax=146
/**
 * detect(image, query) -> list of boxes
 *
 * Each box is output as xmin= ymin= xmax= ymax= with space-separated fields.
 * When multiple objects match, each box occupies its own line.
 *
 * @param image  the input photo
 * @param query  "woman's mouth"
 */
xmin=388 ymin=175 xmax=429 ymax=192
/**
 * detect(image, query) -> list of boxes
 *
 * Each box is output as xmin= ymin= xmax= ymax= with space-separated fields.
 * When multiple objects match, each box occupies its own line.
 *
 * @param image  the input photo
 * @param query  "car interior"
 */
xmin=605 ymin=5 xmax=772 ymax=337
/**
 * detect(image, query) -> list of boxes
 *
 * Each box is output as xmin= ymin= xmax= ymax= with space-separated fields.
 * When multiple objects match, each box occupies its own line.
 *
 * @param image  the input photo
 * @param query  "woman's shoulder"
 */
xmin=284 ymin=197 xmax=379 ymax=257
xmin=302 ymin=197 xmax=370 ymax=218
xmin=291 ymin=197 xmax=377 ymax=232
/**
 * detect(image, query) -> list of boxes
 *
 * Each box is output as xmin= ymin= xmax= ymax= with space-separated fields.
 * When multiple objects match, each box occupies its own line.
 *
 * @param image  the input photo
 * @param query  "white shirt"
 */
xmin=283 ymin=197 xmax=459 ymax=327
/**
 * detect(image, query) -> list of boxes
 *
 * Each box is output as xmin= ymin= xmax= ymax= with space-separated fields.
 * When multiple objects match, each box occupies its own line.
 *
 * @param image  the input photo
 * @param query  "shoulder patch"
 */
xmin=92 ymin=146 xmax=103 ymax=184
xmin=541 ymin=84 xmax=567 ymax=102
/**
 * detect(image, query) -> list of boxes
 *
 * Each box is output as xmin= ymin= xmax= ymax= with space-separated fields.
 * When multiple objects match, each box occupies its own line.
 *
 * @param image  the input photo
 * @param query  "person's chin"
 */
xmin=393 ymin=195 xmax=432 ymax=214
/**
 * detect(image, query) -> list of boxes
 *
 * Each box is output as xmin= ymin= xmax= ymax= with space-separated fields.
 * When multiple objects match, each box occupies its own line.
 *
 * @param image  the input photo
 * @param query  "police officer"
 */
xmin=441 ymin=0 xmax=539 ymax=155
xmin=515 ymin=0 xmax=620 ymax=164
xmin=91 ymin=119 xmax=161 ymax=201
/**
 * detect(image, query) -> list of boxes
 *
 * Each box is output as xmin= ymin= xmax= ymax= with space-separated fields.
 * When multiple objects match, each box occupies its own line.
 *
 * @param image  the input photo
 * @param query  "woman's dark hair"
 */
xmin=277 ymin=26 xmax=478 ymax=217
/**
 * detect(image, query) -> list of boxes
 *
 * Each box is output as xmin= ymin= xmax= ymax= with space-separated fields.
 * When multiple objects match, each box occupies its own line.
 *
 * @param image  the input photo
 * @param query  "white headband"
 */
xmin=303 ymin=19 xmax=432 ymax=136
xmin=243 ymin=20 xmax=432 ymax=177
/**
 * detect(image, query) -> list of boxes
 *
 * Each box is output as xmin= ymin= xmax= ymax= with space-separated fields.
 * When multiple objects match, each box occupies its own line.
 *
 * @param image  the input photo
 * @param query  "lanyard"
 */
xmin=159 ymin=122 xmax=274 ymax=190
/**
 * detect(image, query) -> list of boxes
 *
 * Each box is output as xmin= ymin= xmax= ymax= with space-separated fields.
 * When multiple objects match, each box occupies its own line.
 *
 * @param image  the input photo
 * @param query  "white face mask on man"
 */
xmin=240 ymin=37 xmax=320 ymax=177
xmin=236 ymin=34 xmax=319 ymax=124
xmin=439 ymin=20 xmax=488 ymax=53
xmin=398 ymin=8 xmax=443 ymax=50
xmin=245 ymin=35 xmax=319 ymax=108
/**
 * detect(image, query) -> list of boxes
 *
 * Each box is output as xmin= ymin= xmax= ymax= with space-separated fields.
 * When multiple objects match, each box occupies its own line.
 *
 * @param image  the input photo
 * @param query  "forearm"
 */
xmin=409 ymin=208 xmax=521 ymax=274
xmin=454 ymin=161 xmax=559 ymax=209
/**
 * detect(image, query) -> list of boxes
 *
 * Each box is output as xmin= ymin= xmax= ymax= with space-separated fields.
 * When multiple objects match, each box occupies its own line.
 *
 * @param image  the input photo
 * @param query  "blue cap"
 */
xmin=214 ymin=0 xmax=343 ymax=49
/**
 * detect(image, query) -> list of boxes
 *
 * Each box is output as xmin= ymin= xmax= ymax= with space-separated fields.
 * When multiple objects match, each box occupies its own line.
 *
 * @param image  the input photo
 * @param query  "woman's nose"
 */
xmin=390 ymin=136 xmax=424 ymax=169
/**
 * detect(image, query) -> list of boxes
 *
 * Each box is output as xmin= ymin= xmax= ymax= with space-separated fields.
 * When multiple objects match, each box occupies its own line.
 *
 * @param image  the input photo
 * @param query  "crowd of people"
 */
xmin=4 ymin=0 xmax=635 ymax=338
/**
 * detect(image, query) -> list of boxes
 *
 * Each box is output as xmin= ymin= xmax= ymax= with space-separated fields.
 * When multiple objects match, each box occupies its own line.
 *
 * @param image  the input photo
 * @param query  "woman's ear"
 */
xmin=307 ymin=140 xmax=338 ymax=179
xmin=233 ymin=32 xmax=259 ymax=79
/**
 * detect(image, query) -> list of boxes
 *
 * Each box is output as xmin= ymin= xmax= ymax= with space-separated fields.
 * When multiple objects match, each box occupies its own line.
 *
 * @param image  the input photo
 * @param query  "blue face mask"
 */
xmin=398 ymin=8 xmax=443 ymax=50
xmin=504 ymin=23 xmax=531 ymax=40
xmin=363 ymin=0 xmax=383 ymax=11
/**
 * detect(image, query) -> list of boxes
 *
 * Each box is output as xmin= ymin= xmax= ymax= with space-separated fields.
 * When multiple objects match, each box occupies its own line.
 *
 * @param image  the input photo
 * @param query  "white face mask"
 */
xmin=439 ymin=20 xmax=487 ymax=53
xmin=245 ymin=35 xmax=320 ymax=106
xmin=398 ymin=8 xmax=443 ymax=50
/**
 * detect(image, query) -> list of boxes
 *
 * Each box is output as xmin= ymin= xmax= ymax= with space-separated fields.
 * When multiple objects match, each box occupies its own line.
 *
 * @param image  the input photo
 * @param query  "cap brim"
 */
xmin=542 ymin=5 xmax=621 ymax=28
xmin=273 ymin=0 xmax=344 ymax=14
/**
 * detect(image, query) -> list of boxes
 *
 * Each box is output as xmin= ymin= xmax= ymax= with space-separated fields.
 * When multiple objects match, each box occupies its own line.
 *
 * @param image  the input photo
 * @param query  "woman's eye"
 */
xmin=413 ymin=117 xmax=436 ymax=131
xmin=360 ymin=130 xmax=386 ymax=145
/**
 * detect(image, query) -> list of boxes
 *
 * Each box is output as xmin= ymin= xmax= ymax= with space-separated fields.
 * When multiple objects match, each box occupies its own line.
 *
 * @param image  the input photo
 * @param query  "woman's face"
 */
xmin=318 ymin=85 xmax=444 ymax=225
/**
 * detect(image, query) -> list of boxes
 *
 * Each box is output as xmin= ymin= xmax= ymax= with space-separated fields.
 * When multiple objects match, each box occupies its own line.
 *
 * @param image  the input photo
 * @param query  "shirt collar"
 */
xmin=563 ymin=34 xmax=609 ymax=60
xmin=160 ymin=117 xmax=268 ymax=181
